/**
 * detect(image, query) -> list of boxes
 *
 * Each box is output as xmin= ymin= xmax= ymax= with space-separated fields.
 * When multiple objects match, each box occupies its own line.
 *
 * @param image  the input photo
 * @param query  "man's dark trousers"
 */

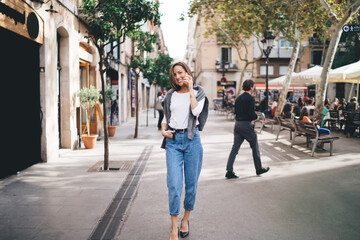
xmin=226 ymin=120 xmax=262 ymax=172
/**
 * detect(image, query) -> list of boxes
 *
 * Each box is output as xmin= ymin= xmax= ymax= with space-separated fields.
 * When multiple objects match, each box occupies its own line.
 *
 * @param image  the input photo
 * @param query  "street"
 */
xmin=1 ymin=110 xmax=360 ymax=240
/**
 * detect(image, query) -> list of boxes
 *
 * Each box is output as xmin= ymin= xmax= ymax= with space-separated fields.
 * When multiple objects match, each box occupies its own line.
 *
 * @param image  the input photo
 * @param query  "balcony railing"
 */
xmin=215 ymin=60 xmax=238 ymax=71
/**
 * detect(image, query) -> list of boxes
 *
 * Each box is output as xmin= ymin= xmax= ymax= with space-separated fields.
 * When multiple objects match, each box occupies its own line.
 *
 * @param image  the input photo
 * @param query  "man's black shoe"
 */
xmin=225 ymin=171 xmax=239 ymax=179
xmin=256 ymin=167 xmax=270 ymax=176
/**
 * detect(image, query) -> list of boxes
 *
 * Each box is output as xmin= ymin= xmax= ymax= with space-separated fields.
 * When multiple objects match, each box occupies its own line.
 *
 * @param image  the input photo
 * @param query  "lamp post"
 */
xmin=220 ymin=61 xmax=230 ymax=107
xmin=261 ymin=31 xmax=275 ymax=116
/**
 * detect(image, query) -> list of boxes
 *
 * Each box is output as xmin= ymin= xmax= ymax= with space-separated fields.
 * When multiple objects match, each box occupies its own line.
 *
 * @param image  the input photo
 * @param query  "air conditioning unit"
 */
xmin=229 ymin=63 xmax=238 ymax=69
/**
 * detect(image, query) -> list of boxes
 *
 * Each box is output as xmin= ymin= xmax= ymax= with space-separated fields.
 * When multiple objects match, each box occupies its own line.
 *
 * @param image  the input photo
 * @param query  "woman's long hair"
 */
xmin=169 ymin=62 xmax=194 ymax=91
xmin=299 ymin=107 xmax=308 ymax=120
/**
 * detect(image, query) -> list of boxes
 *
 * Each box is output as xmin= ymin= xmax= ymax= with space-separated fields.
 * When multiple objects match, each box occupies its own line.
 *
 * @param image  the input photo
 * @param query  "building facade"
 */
xmin=185 ymin=15 xmax=324 ymax=107
xmin=1 ymin=0 xmax=165 ymax=179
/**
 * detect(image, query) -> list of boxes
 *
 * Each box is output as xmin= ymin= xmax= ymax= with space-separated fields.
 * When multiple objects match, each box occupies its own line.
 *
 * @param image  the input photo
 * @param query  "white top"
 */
xmin=162 ymin=90 xmax=205 ymax=129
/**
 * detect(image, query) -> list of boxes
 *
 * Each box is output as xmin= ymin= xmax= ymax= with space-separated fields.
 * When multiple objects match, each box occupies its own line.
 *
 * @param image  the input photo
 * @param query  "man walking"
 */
xmin=225 ymin=79 xmax=270 ymax=179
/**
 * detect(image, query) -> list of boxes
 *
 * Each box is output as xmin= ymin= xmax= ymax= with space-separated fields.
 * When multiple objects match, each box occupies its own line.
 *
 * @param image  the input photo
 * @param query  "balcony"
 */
xmin=308 ymin=37 xmax=329 ymax=48
xmin=215 ymin=60 xmax=238 ymax=72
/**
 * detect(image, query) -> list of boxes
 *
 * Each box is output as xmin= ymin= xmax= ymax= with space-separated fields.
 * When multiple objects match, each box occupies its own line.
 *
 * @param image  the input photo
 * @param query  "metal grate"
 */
xmin=88 ymin=161 xmax=135 ymax=172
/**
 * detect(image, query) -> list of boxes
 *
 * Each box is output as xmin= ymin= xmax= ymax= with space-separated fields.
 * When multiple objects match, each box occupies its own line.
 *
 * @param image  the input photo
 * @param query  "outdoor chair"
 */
xmin=292 ymin=119 xmax=339 ymax=157
xmin=254 ymin=111 xmax=275 ymax=133
xmin=275 ymin=115 xmax=295 ymax=141
xmin=327 ymin=110 xmax=340 ymax=130
xmin=346 ymin=112 xmax=360 ymax=137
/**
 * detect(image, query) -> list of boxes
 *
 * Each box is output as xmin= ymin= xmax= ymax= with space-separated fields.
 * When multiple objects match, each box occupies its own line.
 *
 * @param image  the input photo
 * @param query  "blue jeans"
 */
xmin=166 ymin=129 xmax=203 ymax=216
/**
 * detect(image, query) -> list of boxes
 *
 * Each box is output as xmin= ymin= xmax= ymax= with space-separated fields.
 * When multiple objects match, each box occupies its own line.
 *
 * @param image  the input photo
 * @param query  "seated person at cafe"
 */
xmin=304 ymin=98 xmax=315 ymax=117
xmin=346 ymin=97 xmax=358 ymax=111
xmin=292 ymin=100 xmax=301 ymax=117
xmin=282 ymin=103 xmax=293 ymax=119
xmin=300 ymin=107 xmax=331 ymax=149
xmin=321 ymin=99 xmax=331 ymax=127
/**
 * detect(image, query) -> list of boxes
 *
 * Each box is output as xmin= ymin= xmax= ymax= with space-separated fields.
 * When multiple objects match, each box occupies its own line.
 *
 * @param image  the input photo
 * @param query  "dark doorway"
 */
xmin=307 ymin=85 xmax=316 ymax=98
xmin=0 ymin=27 xmax=42 ymax=179
xmin=336 ymin=83 xmax=345 ymax=99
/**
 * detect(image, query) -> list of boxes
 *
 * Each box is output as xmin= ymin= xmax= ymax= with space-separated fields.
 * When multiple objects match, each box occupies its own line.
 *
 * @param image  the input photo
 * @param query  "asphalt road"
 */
xmin=118 ymin=111 xmax=360 ymax=240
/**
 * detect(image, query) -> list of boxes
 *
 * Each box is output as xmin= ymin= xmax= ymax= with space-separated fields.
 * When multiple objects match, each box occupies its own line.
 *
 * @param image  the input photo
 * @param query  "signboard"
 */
xmin=0 ymin=0 xmax=44 ymax=44
xmin=342 ymin=25 xmax=360 ymax=33
xmin=217 ymin=81 xmax=236 ymax=98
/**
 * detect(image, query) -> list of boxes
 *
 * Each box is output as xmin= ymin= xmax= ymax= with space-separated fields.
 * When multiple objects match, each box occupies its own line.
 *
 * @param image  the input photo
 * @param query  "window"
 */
xmin=279 ymin=66 xmax=288 ymax=75
xmin=221 ymin=47 xmax=232 ymax=63
xmin=260 ymin=65 xmax=274 ymax=75
xmin=312 ymin=51 xmax=322 ymax=65
xmin=279 ymin=39 xmax=293 ymax=48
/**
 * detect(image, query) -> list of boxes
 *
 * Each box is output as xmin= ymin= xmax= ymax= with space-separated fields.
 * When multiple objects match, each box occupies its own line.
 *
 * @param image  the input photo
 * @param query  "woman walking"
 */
xmin=161 ymin=62 xmax=208 ymax=240
xmin=156 ymin=91 xmax=165 ymax=130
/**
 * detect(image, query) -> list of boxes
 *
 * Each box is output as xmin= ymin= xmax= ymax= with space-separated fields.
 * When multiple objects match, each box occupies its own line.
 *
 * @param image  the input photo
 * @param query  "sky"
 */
xmin=158 ymin=0 xmax=190 ymax=61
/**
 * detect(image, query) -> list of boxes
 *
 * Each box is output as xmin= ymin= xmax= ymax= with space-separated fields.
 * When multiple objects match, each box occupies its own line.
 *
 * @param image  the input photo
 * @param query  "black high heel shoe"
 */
xmin=179 ymin=220 xmax=189 ymax=238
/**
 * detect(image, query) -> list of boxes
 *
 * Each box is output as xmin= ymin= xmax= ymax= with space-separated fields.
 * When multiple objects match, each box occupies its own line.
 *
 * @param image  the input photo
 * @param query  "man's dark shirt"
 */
xmin=293 ymin=104 xmax=301 ymax=117
xmin=235 ymin=92 xmax=258 ymax=121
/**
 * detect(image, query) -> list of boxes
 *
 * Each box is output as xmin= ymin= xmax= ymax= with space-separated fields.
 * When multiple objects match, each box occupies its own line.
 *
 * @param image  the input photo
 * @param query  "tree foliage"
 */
xmin=143 ymin=53 xmax=173 ymax=89
xmin=81 ymin=0 xmax=160 ymax=169
xmin=313 ymin=0 xmax=360 ymax=123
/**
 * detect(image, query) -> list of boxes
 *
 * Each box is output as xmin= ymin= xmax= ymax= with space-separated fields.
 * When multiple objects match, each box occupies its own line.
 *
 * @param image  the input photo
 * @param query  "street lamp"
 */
xmin=261 ymin=31 xmax=275 ymax=116
xmin=220 ymin=61 xmax=230 ymax=107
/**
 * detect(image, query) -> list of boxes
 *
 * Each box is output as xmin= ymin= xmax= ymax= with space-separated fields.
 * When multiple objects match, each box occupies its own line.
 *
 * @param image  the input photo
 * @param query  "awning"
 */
xmin=328 ymin=60 xmax=360 ymax=83
xmin=290 ymin=65 xmax=324 ymax=84
xmin=254 ymin=83 xmax=307 ymax=91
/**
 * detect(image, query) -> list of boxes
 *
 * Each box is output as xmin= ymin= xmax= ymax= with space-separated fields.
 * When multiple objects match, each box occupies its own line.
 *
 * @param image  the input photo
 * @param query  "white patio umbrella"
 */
xmin=329 ymin=60 xmax=360 ymax=108
xmin=268 ymin=72 xmax=304 ymax=85
xmin=290 ymin=65 xmax=324 ymax=84
xmin=328 ymin=60 xmax=360 ymax=82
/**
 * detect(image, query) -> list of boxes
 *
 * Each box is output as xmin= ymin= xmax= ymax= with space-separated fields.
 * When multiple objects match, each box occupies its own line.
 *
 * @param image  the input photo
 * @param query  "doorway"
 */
xmin=0 ymin=27 xmax=41 ymax=178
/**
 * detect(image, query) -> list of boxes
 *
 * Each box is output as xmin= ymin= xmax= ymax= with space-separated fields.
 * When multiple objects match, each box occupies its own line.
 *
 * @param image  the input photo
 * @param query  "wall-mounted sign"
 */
xmin=217 ymin=81 xmax=236 ymax=98
xmin=343 ymin=25 xmax=360 ymax=33
xmin=0 ymin=0 xmax=44 ymax=44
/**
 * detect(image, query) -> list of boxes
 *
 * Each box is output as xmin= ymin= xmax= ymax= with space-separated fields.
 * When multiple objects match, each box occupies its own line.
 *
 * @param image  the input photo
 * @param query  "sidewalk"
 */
xmin=1 ymin=110 xmax=360 ymax=240
xmin=0 ymin=109 xmax=163 ymax=240
xmin=118 ymin=111 xmax=360 ymax=240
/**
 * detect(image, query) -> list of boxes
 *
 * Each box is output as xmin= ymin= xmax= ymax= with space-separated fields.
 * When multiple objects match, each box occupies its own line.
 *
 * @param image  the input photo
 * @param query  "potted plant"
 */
xmin=104 ymin=86 xmax=117 ymax=137
xmin=77 ymin=85 xmax=100 ymax=149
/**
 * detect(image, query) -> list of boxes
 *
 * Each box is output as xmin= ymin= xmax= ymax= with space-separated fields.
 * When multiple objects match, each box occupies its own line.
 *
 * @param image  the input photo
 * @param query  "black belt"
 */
xmin=168 ymin=126 xmax=187 ymax=133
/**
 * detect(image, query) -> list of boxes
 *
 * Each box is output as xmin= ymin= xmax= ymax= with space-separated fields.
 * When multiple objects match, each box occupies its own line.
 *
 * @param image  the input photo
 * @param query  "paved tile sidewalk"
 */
xmin=0 ymin=109 xmax=163 ymax=240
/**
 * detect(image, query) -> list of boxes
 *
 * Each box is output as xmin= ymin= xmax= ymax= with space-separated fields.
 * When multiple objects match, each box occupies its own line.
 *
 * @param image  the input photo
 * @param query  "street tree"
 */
xmin=128 ymin=30 xmax=157 ymax=138
xmin=189 ymin=0 xmax=328 ymax=120
xmin=266 ymin=0 xmax=329 ymax=119
xmin=81 ymin=0 xmax=160 ymax=170
xmin=314 ymin=0 xmax=360 ymax=123
xmin=142 ymin=53 xmax=173 ymax=118
xmin=189 ymin=0 xmax=267 ymax=96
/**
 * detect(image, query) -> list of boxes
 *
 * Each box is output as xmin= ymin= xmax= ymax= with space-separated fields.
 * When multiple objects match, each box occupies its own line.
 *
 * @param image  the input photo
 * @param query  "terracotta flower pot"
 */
xmin=107 ymin=126 xmax=117 ymax=137
xmin=82 ymin=134 xmax=98 ymax=149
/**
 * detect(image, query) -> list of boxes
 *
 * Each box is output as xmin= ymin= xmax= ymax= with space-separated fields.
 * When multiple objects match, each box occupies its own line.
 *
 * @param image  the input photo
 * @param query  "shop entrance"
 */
xmin=0 ymin=27 xmax=41 ymax=179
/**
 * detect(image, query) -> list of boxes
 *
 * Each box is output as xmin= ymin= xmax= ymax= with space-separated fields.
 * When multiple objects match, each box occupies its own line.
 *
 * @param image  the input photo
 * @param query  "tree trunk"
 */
xmin=236 ymin=62 xmax=250 ymax=96
xmin=99 ymin=66 xmax=109 ymax=170
xmin=86 ymin=106 xmax=90 ymax=136
xmin=134 ymin=73 xmax=139 ymax=138
xmin=146 ymin=87 xmax=149 ymax=127
xmin=315 ymin=0 xmax=360 ymax=123
xmin=314 ymin=26 xmax=343 ymax=123
xmin=274 ymin=40 xmax=301 ymax=119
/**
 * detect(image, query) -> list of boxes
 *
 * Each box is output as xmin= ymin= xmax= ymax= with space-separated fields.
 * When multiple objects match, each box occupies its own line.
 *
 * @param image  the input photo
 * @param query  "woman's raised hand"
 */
xmin=183 ymin=73 xmax=193 ymax=91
